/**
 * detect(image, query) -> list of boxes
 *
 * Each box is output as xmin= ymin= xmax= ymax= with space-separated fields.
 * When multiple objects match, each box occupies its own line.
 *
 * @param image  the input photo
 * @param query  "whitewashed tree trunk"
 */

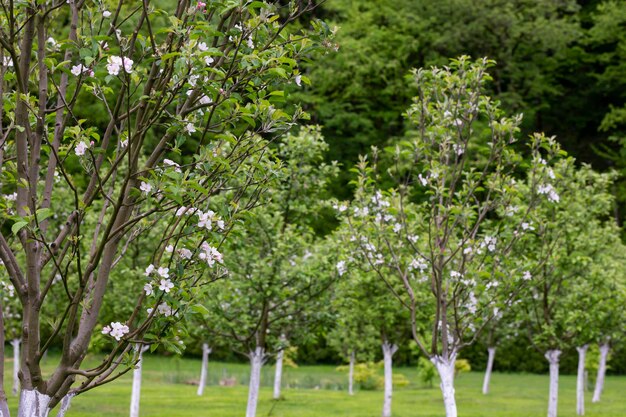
xmin=348 ymin=350 xmax=355 ymax=396
xmin=381 ymin=341 xmax=398 ymax=417
xmin=55 ymin=394 xmax=74 ymax=417
xmin=0 ymin=398 xmax=10 ymax=417
xmin=273 ymin=349 xmax=284 ymax=400
xmin=545 ymin=349 xmax=561 ymax=417
xmin=17 ymin=389 xmax=51 ymax=417
xmin=592 ymin=343 xmax=609 ymax=403
xmin=129 ymin=345 xmax=149 ymax=417
xmin=12 ymin=339 xmax=20 ymax=396
xmin=576 ymin=345 xmax=588 ymax=415
xmin=482 ymin=346 xmax=496 ymax=395
xmin=245 ymin=347 xmax=264 ymax=417
xmin=197 ymin=344 xmax=212 ymax=396
xmin=432 ymin=352 xmax=458 ymax=417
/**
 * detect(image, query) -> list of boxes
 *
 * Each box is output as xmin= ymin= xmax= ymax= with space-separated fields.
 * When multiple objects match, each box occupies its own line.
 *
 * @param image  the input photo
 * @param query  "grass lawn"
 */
xmin=4 ymin=353 xmax=625 ymax=416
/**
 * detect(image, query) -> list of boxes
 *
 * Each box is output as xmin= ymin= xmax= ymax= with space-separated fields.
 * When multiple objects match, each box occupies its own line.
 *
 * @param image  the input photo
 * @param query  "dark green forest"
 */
xmin=280 ymin=0 xmax=626 ymax=374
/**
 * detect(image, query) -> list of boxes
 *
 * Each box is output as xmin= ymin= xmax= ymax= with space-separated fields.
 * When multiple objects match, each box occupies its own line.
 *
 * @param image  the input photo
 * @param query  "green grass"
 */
xmin=4 ymin=354 xmax=626 ymax=416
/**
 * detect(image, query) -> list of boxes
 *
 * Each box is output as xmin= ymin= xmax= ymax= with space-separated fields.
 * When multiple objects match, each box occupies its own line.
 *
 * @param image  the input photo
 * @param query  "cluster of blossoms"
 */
xmin=198 ymin=242 xmax=223 ymax=267
xmin=480 ymin=236 xmax=497 ymax=252
xmin=336 ymin=260 xmax=347 ymax=276
xmin=175 ymin=206 xmax=225 ymax=232
xmin=102 ymin=322 xmax=130 ymax=341
xmin=408 ymin=257 xmax=428 ymax=272
xmin=538 ymin=183 xmax=560 ymax=203
xmin=106 ymin=55 xmax=134 ymax=76
xmin=71 ymin=63 xmax=93 ymax=77
xmin=144 ymin=264 xmax=174 ymax=296
xmin=147 ymin=302 xmax=173 ymax=317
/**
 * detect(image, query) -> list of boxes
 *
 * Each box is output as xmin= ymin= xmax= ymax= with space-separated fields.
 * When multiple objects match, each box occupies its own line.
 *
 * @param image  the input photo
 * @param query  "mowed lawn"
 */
xmin=4 ymin=353 xmax=626 ymax=416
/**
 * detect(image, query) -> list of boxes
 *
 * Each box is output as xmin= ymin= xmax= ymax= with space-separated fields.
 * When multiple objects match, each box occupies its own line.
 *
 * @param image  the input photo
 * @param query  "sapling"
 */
xmin=338 ymin=57 xmax=563 ymax=417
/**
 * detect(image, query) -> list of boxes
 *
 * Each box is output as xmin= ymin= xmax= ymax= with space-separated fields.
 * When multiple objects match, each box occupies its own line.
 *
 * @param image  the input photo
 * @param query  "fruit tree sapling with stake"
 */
xmin=0 ymin=1 xmax=332 ymax=415
xmin=338 ymin=57 xmax=564 ymax=417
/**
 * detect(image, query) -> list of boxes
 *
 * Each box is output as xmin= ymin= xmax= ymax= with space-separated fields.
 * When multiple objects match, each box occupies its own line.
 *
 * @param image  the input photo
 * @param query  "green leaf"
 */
xmin=12 ymin=221 xmax=28 ymax=235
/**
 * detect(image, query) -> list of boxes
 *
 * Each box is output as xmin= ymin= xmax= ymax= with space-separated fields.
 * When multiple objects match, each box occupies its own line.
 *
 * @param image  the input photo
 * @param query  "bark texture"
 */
xmin=592 ymin=343 xmax=609 ymax=403
xmin=482 ymin=346 xmax=496 ymax=395
xmin=545 ymin=349 xmax=562 ymax=417
xmin=245 ymin=347 xmax=264 ymax=417
xmin=576 ymin=345 xmax=588 ymax=415
xmin=432 ymin=353 xmax=458 ymax=417
xmin=197 ymin=344 xmax=211 ymax=396
xmin=381 ymin=341 xmax=398 ymax=417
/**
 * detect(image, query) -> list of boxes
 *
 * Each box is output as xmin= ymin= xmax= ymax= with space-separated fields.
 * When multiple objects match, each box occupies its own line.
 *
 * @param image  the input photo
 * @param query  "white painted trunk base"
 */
xmin=348 ymin=351 xmax=355 ymax=396
xmin=55 ymin=394 xmax=74 ymax=417
xmin=545 ymin=350 xmax=561 ymax=417
xmin=381 ymin=341 xmax=398 ymax=417
xmin=197 ymin=344 xmax=212 ymax=396
xmin=12 ymin=339 xmax=20 ymax=396
xmin=17 ymin=389 xmax=51 ymax=417
xmin=482 ymin=347 xmax=496 ymax=395
xmin=0 ymin=398 xmax=10 ymax=417
xmin=130 ymin=345 xmax=149 ymax=417
xmin=432 ymin=353 xmax=458 ymax=417
xmin=245 ymin=347 xmax=264 ymax=417
xmin=592 ymin=343 xmax=609 ymax=403
xmin=273 ymin=349 xmax=284 ymax=399
xmin=576 ymin=345 xmax=588 ymax=415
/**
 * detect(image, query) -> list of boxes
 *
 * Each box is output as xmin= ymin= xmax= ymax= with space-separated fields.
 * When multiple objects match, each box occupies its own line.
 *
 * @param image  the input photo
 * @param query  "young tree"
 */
xmin=201 ymin=126 xmax=339 ymax=417
xmin=514 ymin=163 xmax=617 ymax=417
xmin=338 ymin=57 xmax=563 ymax=417
xmin=0 ymin=1 xmax=330 ymax=415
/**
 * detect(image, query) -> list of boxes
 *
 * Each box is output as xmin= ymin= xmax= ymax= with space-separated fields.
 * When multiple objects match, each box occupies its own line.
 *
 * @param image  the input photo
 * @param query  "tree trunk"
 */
xmin=545 ymin=349 xmax=561 ymax=417
xmin=245 ymin=347 xmax=264 ymax=417
xmin=129 ymin=345 xmax=149 ymax=417
xmin=0 ymin=398 xmax=10 ymax=417
xmin=17 ymin=389 xmax=51 ymax=417
xmin=348 ymin=350 xmax=355 ymax=396
xmin=482 ymin=346 xmax=496 ymax=395
xmin=432 ymin=353 xmax=457 ymax=417
xmin=592 ymin=343 xmax=609 ymax=403
xmin=576 ymin=345 xmax=588 ymax=415
xmin=55 ymin=394 xmax=74 ymax=417
xmin=197 ymin=344 xmax=211 ymax=396
xmin=11 ymin=339 xmax=20 ymax=396
xmin=273 ymin=349 xmax=284 ymax=400
xmin=381 ymin=341 xmax=398 ymax=417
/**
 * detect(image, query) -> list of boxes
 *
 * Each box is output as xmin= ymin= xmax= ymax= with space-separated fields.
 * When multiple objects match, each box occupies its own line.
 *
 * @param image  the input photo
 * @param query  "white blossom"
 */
xmin=102 ymin=321 xmax=129 ymax=341
xmin=144 ymin=283 xmax=153 ymax=296
xmin=198 ymin=242 xmax=223 ymax=266
xmin=198 ymin=42 xmax=208 ymax=52
xmin=165 ymin=245 xmax=174 ymax=253
xmin=336 ymin=260 xmax=347 ymax=276
xmin=178 ymin=248 xmax=193 ymax=259
xmin=205 ymin=56 xmax=214 ymax=66
xmin=106 ymin=56 xmax=133 ymax=76
xmin=159 ymin=278 xmax=174 ymax=293
xmin=74 ymin=141 xmax=89 ymax=156
xmin=295 ymin=74 xmax=302 ymax=87
xmin=184 ymin=122 xmax=196 ymax=134
xmin=144 ymin=264 xmax=155 ymax=276
xmin=157 ymin=302 xmax=173 ymax=317
xmin=247 ymin=36 xmax=254 ymax=49
xmin=140 ymin=181 xmax=152 ymax=194
xmin=522 ymin=271 xmax=532 ymax=281
xmin=103 ymin=10 xmax=112 ymax=18
xmin=157 ymin=267 xmax=169 ymax=278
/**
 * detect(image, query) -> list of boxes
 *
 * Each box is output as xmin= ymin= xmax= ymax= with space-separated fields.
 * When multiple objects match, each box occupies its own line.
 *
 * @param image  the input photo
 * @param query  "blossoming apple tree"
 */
xmin=198 ymin=126 xmax=339 ymax=417
xmin=0 ymin=0 xmax=330 ymax=415
xmin=337 ymin=57 xmax=564 ymax=417
xmin=513 ymin=162 xmax=623 ymax=417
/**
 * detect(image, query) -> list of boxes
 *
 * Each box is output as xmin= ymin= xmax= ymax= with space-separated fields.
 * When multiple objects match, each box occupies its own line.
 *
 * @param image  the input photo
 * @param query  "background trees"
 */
xmin=0 ymin=1 xmax=330 ymax=415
